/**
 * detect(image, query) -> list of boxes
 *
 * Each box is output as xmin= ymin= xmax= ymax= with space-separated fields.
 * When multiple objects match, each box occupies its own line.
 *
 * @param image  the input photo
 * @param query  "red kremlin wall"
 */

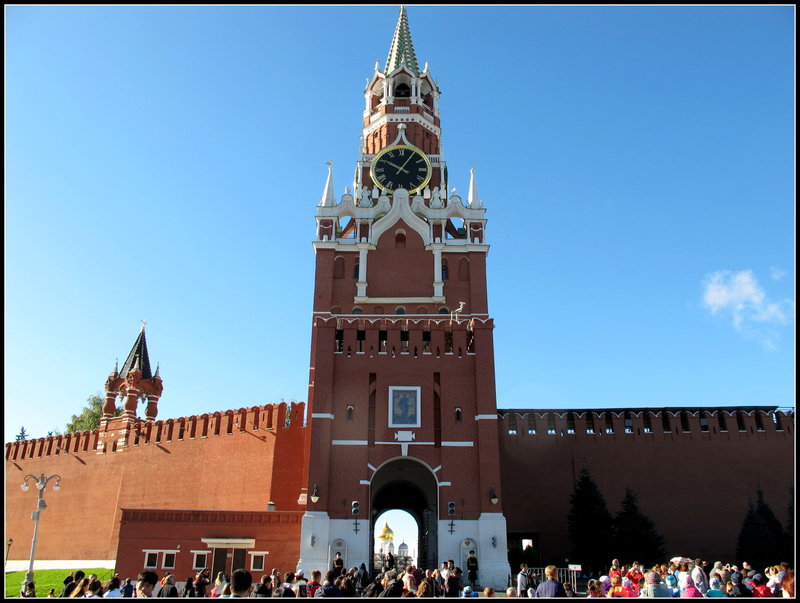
xmin=499 ymin=406 xmax=794 ymax=564
xmin=5 ymin=402 xmax=794 ymax=580
xmin=5 ymin=403 xmax=308 ymax=581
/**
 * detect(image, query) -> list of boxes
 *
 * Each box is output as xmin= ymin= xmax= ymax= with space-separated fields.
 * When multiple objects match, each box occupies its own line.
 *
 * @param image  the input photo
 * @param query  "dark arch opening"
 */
xmin=371 ymin=459 xmax=438 ymax=573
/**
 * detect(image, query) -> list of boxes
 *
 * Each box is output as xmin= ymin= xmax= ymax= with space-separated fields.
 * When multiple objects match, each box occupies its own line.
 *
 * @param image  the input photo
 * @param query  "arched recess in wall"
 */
xmin=395 ymin=230 xmax=407 ymax=248
xmin=333 ymin=256 xmax=345 ymax=279
xmin=459 ymin=258 xmax=470 ymax=280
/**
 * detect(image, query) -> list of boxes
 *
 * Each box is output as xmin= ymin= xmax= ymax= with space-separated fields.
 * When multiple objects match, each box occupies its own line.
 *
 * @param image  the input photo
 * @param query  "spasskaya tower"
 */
xmin=299 ymin=7 xmax=510 ymax=585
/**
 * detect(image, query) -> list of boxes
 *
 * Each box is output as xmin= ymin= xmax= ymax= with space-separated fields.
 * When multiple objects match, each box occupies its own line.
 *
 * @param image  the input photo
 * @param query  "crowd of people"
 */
xmin=510 ymin=557 xmax=794 ymax=599
xmin=37 ymin=556 xmax=794 ymax=598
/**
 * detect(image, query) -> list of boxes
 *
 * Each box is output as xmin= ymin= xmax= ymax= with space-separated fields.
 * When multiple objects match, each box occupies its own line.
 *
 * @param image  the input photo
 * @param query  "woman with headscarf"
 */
xmin=638 ymin=572 xmax=673 ymax=598
xmin=678 ymin=574 xmax=703 ymax=598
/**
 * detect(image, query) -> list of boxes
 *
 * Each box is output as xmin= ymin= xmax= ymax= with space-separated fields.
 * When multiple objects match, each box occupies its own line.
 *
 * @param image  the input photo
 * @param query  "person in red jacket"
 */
xmin=750 ymin=574 xmax=775 ymax=598
xmin=306 ymin=570 xmax=322 ymax=597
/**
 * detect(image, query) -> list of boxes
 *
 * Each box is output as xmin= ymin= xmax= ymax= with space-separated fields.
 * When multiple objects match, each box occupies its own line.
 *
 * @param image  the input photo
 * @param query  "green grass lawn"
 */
xmin=5 ymin=568 xmax=115 ymax=598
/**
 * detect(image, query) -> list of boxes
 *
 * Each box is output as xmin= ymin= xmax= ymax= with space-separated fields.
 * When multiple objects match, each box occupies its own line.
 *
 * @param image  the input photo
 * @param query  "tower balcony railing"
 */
xmin=361 ymin=154 xmax=443 ymax=165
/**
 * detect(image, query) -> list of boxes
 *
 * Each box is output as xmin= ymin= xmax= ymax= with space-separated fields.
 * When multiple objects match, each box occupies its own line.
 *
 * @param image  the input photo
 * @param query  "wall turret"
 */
xmin=100 ymin=325 xmax=164 ymax=453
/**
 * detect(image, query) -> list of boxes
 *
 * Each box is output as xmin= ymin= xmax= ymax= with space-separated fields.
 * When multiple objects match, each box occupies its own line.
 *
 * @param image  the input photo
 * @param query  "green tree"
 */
xmin=66 ymin=394 xmax=121 ymax=433
xmin=567 ymin=467 xmax=613 ymax=576
xmin=736 ymin=487 xmax=785 ymax=569
xmin=15 ymin=426 xmax=28 ymax=441
xmin=612 ymin=487 xmax=666 ymax=566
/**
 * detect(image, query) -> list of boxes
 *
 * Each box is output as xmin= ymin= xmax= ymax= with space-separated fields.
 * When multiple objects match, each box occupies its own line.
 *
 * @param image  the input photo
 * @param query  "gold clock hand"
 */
xmin=397 ymin=154 xmax=415 ymax=172
xmin=385 ymin=161 xmax=410 ymax=174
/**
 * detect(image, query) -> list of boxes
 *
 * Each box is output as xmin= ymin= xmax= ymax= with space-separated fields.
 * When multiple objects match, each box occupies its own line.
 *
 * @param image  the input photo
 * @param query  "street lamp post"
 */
xmin=5 ymin=538 xmax=13 ymax=570
xmin=20 ymin=473 xmax=61 ymax=593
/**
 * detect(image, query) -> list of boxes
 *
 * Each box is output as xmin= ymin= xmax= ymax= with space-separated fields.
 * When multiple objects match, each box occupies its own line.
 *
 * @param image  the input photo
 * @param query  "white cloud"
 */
xmin=702 ymin=270 xmax=794 ymax=349
xmin=770 ymin=266 xmax=788 ymax=281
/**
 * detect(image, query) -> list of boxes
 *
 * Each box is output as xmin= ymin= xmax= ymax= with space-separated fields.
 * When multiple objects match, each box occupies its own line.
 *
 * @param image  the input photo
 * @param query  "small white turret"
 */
xmin=467 ymin=166 xmax=483 ymax=209
xmin=320 ymin=162 xmax=336 ymax=207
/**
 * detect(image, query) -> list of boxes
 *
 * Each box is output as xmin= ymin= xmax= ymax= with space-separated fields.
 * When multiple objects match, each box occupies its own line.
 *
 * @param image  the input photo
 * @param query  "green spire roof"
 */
xmin=384 ymin=6 xmax=420 ymax=76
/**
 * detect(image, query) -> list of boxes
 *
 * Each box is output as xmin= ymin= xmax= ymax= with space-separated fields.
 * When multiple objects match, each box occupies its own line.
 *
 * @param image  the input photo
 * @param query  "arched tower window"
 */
xmin=354 ymin=257 xmax=360 ymax=279
xmin=395 ymin=307 xmax=406 ymax=315
xmin=395 ymin=83 xmax=411 ymax=97
xmin=507 ymin=414 xmax=517 ymax=435
xmin=395 ymin=231 xmax=406 ymax=248
xmin=339 ymin=217 xmax=356 ymax=239
xmin=441 ymin=258 xmax=449 ymax=280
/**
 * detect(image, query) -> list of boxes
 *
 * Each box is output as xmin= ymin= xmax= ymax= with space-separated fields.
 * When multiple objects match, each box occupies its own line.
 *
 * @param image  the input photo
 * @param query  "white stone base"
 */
xmin=299 ymin=511 xmax=511 ymax=590
xmin=5 ymin=559 xmax=117 ymax=573
xmin=437 ymin=512 xmax=511 ymax=590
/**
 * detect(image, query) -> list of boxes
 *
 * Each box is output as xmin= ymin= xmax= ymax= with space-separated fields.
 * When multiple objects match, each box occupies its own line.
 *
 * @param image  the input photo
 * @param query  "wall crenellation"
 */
xmin=4 ymin=401 xmax=306 ymax=463
xmin=497 ymin=406 xmax=793 ymax=440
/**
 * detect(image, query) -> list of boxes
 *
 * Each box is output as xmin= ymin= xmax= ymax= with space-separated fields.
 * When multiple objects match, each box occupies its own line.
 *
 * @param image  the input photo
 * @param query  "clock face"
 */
xmin=370 ymin=145 xmax=432 ymax=193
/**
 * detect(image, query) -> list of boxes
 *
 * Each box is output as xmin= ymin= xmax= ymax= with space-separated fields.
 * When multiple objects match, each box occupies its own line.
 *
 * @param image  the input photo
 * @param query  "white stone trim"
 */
xmin=200 ymin=538 xmax=255 ymax=549
xmin=353 ymin=296 xmax=446 ymax=304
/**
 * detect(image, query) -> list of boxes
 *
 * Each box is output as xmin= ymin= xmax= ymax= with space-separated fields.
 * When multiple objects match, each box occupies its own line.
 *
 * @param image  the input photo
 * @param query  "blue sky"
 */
xmin=5 ymin=5 xmax=795 ymax=443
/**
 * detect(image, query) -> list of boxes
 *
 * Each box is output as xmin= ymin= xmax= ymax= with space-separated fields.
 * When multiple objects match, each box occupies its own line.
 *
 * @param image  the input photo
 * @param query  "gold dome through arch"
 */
xmin=378 ymin=520 xmax=394 ymax=541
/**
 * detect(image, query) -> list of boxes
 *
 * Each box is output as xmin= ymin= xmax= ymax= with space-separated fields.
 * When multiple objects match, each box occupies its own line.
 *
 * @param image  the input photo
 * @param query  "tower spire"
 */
xmin=320 ymin=162 xmax=335 ymax=207
xmin=121 ymin=326 xmax=152 ymax=379
xmin=467 ymin=166 xmax=483 ymax=209
xmin=385 ymin=6 xmax=420 ymax=75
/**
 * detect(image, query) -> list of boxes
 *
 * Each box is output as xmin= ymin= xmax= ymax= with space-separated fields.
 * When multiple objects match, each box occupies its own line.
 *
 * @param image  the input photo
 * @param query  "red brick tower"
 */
xmin=98 ymin=323 xmax=164 ymax=452
xmin=299 ymin=7 xmax=509 ymax=585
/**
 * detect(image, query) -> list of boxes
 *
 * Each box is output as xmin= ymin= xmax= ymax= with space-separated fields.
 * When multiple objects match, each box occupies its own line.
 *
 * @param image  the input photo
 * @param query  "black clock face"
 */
xmin=370 ymin=145 xmax=432 ymax=193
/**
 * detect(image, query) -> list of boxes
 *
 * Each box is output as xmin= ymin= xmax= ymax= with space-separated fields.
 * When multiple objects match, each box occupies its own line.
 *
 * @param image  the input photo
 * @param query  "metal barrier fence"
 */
xmin=507 ymin=567 xmax=580 ymax=590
